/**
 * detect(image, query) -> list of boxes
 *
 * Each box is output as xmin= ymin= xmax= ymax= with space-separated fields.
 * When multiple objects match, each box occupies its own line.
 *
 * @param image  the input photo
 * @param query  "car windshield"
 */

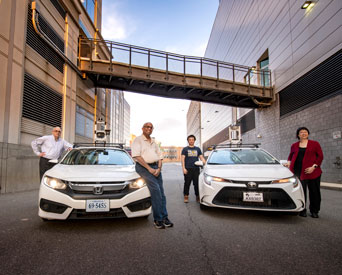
xmin=61 ymin=149 xmax=134 ymax=165
xmin=207 ymin=149 xmax=279 ymax=165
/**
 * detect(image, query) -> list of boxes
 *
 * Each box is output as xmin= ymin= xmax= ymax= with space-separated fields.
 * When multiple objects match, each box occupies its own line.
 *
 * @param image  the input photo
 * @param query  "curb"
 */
xmin=321 ymin=183 xmax=342 ymax=192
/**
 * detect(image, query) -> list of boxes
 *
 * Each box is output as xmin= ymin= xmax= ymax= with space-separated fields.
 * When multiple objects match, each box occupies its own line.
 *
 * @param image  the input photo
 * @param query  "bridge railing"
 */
xmin=79 ymin=38 xmax=272 ymax=88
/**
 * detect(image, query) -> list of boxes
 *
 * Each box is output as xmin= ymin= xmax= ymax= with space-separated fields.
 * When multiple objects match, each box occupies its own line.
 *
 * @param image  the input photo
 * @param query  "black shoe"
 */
xmin=299 ymin=210 xmax=307 ymax=217
xmin=154 ymin=220 xmax=165 ymax=229
xmin=163 ymin=218 xmax=174 ymax=228
xmin=311 ymin=213 xmax=319 ymax=218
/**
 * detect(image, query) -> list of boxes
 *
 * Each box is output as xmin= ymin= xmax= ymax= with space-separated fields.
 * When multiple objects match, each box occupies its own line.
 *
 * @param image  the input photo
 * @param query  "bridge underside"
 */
xmin=80 ymin=59 xmax=273 ymax=108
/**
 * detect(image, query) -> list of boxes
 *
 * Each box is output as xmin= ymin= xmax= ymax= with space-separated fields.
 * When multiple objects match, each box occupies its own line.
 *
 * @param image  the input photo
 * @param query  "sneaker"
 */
xmin=196 ymin=196 xmax=200 ymax=202
xmin=311 ymin=212 xmax=319 ymax=218
xmin=163 ymin=218 xmax=174 ymax=228
xmin=154 ymin=220 xmax=165 ymax=229
xmin=184 ymin=195 xmax=189 ymax=203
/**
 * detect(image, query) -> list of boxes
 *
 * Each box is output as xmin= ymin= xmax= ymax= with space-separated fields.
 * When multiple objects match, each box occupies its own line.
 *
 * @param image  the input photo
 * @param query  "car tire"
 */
xmin=41 ymin=218 xmax=49 ymax=222
xmin=200 ymin=203 xmax=209 ymax=210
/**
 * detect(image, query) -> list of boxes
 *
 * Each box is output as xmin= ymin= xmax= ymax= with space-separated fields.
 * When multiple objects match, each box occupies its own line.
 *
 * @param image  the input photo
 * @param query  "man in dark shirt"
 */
xmin=181 ymin=135 xmax=206 ymax=203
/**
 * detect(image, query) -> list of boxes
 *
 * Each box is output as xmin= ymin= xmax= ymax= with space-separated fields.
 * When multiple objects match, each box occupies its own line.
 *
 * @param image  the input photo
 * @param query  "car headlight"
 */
xmin=43 ymin=176 xmax=67 ymax=190
xmin=128 ymin=178 xmax=146 ymax=189
xmin=204 ymin=174 xmax=230 ymax=186
xmin=272 ymin=177 xmax=298 ymax=188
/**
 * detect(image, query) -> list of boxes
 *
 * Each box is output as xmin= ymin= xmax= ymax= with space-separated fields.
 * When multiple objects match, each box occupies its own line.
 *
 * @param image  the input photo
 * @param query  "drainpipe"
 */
xmin=31 ymin=1 xmax=82 ymax=77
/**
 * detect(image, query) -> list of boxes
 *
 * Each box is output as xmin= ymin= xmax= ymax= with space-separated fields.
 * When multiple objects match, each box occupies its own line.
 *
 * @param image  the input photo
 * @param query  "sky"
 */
xmin=102 ymin=0 xmax=219 ymax=146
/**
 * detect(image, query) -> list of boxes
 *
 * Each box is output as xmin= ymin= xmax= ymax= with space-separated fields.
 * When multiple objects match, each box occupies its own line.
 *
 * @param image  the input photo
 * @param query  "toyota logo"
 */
xmin=247 ymin=182 xmax=257 ymax=188
xmin=93 ymin=184 xmax=103 ymax=195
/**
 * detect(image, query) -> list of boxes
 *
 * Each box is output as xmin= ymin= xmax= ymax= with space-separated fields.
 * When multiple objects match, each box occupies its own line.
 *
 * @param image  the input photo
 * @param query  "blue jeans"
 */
xmin=135 ymin=163 xmax=168 ymax=221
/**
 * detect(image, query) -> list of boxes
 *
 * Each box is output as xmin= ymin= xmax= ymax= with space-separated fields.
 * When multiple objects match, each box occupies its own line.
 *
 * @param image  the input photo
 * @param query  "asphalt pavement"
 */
xmin=0 ymin=163 xmax=342 ymax=275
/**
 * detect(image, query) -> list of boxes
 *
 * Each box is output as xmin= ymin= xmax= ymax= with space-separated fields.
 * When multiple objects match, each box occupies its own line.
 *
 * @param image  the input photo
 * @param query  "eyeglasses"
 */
xmin=144 ymin=126 xmax=153 ymax=129
xmin=53 ymin=130 xmax=61 ymax=132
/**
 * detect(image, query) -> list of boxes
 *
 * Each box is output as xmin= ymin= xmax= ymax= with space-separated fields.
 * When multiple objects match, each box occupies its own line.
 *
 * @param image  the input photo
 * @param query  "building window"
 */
xmin=81 ymin=0 xmax=95 ymax=22
xmin=79 ymin=19 xmax=92 ymax=38
xmin=76 ymin=105 xmax=94 ymax=139
xmin=259 ymin=57 xmax=269 ymax=86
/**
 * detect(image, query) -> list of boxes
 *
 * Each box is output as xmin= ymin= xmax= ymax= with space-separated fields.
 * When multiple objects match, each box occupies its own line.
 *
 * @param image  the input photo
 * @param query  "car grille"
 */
xmin=59 ymin=181 xmax=131 ymax=199
xmin=68 ymin=208 xmax=126 ymax=219
xmin=212 ymin=187 xmax=296 ymax=209
xmin=230 ymin=180 xmax=272 ymax=184
xmin=68 ymin=181 xmax=127 ymax=194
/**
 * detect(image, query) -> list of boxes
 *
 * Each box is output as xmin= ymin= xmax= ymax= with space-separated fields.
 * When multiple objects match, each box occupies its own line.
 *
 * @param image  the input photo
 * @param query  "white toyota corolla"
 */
xmin=38 ymin=146 xmax=151 ymax=220
xmin=198 ymin=145 xmax=305 ymax=213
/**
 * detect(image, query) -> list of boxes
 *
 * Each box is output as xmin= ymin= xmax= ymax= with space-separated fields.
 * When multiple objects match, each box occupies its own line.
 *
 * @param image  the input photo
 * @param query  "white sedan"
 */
xmin=197 ymin=145 xmax=305 ymax=213
xmin=38 ymin=146 xmax=151 ymax=220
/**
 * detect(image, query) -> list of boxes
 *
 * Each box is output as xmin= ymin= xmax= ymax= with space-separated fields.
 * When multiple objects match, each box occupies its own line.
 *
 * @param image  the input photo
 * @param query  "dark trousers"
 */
xmin=39 ymin=157 xmax=56 ymax=180
xmin=183 ymin=168 xmax=200 ymax=196
xmin=301 ymin=176 xmax=321 ymax=214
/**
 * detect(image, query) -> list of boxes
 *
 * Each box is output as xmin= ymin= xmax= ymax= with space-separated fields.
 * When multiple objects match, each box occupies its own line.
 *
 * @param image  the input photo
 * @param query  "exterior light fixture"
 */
xmin=301 ymin=1 xmax=312 ymax=9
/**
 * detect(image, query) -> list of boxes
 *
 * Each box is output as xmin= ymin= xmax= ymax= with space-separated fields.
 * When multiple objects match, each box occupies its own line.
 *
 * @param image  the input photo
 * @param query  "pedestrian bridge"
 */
xmin=78 ymin=39 xmax=273 ymax=108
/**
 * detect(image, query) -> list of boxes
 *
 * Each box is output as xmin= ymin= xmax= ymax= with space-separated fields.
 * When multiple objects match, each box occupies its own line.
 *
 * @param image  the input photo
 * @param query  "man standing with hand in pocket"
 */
xmin=132 ymin=122 xmax=173 ymax=229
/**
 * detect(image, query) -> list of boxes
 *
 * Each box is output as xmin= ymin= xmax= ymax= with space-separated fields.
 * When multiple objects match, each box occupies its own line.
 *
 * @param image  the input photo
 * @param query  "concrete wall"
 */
xmin=0 ymin=142 xmax=40 ymax=194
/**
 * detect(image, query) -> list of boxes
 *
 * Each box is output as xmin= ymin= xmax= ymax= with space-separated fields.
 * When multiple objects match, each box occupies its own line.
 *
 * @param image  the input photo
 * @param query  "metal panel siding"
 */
xmin=279 ymin=49 xmax=342 ymax=117
xmin=26 ymin=5 xmax=64 ymax=73
xmin=22 ymin=74 xmax=63 ymax=128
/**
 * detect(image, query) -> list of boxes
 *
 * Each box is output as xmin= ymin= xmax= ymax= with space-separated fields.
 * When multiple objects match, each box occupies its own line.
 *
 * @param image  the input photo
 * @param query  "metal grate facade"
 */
xmin=26 ymin=5 xmax=64 ymax=72
xmin=49 ymin=0 xmax=66 ymax=18
xmin=280 ymin=49 xmax=342 ymax=117
xmin=238 ymin=110 xmax=255 ymax=134
xmin=22 ymin=73 xmax=63 ymax=128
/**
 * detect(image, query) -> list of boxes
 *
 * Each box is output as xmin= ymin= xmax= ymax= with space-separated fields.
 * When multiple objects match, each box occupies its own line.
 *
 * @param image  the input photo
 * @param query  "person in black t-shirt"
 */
xmin=181 ymin=135 xmax=206 ymax=203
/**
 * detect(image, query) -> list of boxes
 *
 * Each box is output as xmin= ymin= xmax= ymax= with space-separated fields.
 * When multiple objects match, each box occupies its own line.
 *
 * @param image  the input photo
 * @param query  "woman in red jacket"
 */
xmin=286 ymin=127 xmax=324 ymax=218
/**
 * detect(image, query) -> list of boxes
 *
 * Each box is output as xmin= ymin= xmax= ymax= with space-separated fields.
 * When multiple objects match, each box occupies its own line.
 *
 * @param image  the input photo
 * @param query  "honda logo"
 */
xmin=247 ymin=182 xmax=258 ymax=189
xmin=93 ymin=184 xmax=103 ymax=195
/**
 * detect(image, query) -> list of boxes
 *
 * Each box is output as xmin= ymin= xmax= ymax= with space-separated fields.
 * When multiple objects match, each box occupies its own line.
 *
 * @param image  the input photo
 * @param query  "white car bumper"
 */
xmin=38 ymin=183 xmax=151 ymax=220
xmin=199 ymin=180 xmax=305 ymax=212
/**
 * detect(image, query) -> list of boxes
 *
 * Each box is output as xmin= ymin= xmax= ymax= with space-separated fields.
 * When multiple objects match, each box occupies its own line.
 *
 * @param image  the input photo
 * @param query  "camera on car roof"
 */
xmin=94 ymin=117 xmax=111 ymax=143
xmin=228 ymin=125 xmax=241 ymax=144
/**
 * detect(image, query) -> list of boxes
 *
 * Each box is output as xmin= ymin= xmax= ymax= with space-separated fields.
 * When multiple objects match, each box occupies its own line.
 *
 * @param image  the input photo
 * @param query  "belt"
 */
xmin=147 ymin=162 xmax=158 ymax=166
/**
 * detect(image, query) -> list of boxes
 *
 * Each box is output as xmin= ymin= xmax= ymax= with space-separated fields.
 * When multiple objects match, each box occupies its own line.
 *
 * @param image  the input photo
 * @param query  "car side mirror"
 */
xmin=194 ymin=160 xmax=203 ymax=167
xmin=48 ymin=159 xmax=58 ymax=164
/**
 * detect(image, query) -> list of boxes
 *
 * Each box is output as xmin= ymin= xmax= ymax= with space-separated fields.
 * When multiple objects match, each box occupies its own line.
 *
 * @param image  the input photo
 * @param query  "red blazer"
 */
xmin=288 ymin=140 xmax=323 ymax=180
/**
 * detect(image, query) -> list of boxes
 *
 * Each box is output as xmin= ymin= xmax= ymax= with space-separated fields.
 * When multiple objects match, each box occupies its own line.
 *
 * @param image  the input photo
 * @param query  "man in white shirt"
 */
xmin=31 ymin=127 xmax=72 ymax=180
xmin=131 ymin=122 xmax=173 ymax=229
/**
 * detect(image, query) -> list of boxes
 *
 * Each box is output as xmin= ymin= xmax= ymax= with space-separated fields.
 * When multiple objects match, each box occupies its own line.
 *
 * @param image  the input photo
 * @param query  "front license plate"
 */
xmin=86 ymin=199 xmax=110 ymax=212
xmin=243 ymin=192 xmax=264 ymax=202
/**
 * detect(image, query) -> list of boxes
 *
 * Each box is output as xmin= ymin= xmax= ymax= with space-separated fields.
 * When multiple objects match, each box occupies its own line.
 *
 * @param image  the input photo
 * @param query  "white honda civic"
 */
xmin=38 ymin=145 xmax=151 ymax=220
xmin=198 ymin=145 xmax=305 ymax=213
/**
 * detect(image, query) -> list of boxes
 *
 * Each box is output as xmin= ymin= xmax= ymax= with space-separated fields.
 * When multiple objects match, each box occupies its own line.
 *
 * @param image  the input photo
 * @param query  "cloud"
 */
xmin=164 ymin=41 xmax=208 ymax=57
xmin=101 ymin=2 xmax=136 ymax=41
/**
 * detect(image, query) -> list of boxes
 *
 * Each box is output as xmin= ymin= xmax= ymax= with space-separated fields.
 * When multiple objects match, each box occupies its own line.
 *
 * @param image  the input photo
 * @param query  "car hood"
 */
xmin=204 ymin=164 xmax=293 ymax=181
xmin=45 ymin=164 xmax=139 ymax=182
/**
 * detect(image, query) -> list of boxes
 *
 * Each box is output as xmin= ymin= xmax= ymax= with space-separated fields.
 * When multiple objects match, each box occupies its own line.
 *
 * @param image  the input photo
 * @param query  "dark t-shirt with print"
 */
xmin=181 ymin=146 xmax=202 ymax=168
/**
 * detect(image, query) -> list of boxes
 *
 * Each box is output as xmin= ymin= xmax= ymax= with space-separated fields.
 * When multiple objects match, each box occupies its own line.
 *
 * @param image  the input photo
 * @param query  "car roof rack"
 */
xmin=213 ymin=143 xmax=261 ymax=149
xmin=73 ymin=143 xmax=124 ymax=149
